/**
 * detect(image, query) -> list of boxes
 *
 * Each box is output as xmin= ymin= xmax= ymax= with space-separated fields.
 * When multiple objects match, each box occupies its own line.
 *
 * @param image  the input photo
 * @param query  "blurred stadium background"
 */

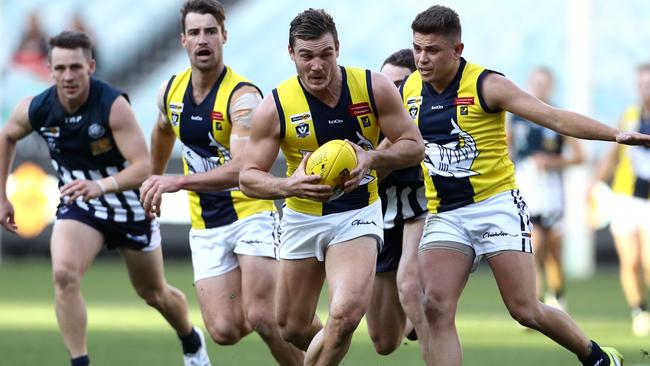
xmin=1 ymin=0 xmax=649 ymax=364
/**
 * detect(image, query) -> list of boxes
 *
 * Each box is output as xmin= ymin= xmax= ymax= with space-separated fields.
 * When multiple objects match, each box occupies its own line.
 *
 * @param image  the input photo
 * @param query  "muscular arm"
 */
xmin=483 ymin=73 xmax=620 ymax=141
xmin=171 ymin=85 xmax=257 ymax=192
xmin=0 ymin=97 xmax=34 ymax=232
xmin=239 ymin=95 xmax=330 ymax=200
xmin=150 ymin=83 xmax=176 ymax=176
xmin=344 ymin=72 xmax=424 ymax=191
xmin=106 ymin=96 xmax=152 ymax=190
xmin=367 ymin=71 xmax=424 ymax=169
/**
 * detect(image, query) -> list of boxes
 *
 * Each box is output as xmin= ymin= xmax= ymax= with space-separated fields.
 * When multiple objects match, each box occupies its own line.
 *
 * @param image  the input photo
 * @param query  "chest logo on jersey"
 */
xmin=88 ymin=123 xmax=105 ymax=139
xmin=65 ymin=115 xmax=82 ymax=124
xmin=171 ymin=112 xmax=180 ymax=126
xmin=290 ymin=112 xmax=312 ymax=124
xmin=40 ymin=126 xmax=60 ymax=138
xmin=169 ymin=103 xmax=184 ymax=127
xmin=406 ymin=97 xmax=422 ymax=120
xmin=348 ymin=102 xmax=372 ymax=117
xmin=296 ymin=123 xmax=310 ymax=138
xmin=423 ymin=118 xmax=480 ymax=179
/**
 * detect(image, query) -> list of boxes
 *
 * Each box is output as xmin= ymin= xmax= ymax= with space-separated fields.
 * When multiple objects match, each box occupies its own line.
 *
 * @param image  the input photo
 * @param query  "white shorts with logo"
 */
xmin=279 ymin=200 xmax=384 ymax=261
xmin=189 ymin=211 xmax=279 ymax=282
xmin=420 ymin=190 xmax=533 ymax=257
xmin=610 ymin=194 xmax=650 ymax=235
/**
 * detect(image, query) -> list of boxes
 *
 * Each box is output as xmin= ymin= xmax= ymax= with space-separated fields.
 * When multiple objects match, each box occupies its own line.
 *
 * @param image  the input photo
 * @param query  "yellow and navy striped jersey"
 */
xmin=273 ymin=66 xmax=380 ymax=216
xmin=164 ymin=66 xmax=276 ymax=229
xmin=401 ymin=58 xmax=516 ymax=213
xmin=612 ymin=106 xmax=650 ymax=200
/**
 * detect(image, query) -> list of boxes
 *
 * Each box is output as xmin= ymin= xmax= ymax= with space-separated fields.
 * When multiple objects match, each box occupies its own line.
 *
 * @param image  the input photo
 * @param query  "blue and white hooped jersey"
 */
xmin=28 ymin=78 xmax=146 ymax=222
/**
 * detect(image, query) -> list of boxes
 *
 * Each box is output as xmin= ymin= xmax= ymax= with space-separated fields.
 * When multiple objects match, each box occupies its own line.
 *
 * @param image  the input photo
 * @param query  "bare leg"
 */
xmin=544 ymin=228 xmax=565 ymax=298
xmin=366 ymin=270 xmax=405 ymax=355
xmin=51 ymin=220 xmax=103 ymax=358
xmin=120 ymin=245 xmax=193 ymax=336
xmin=239 ymin=255 xmax=304 ymax=365
xmin=488 ymin=251 xmax=591 ymax=358
xmin=531 ymin=227 xmax=546 ymax=299
xmin=194 ymin=268 xmax=251 ymax=345
xmin=397 ymin=218 xmax=429 ymax=358
xmin=612 ymin=232 xmax=643 ymax=308
xmin=418 ymin=247 xmax=473 ymax=366
xmin=276 ymin=258 xmax=325 ymax=351
xmin=304 ymin=237 xmax=377 ymax=366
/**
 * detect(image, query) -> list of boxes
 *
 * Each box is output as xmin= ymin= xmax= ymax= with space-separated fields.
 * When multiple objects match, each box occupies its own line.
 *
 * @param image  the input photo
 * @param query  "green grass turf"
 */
xmin=0 ymin=259 xmax=646 ymax=365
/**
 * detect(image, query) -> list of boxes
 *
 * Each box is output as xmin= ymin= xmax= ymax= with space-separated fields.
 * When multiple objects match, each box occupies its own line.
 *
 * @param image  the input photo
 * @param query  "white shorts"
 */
xmin=515 ymin=158 xmax=565 ymax=222
xmin=610 ymin=194 xmax=650 ymax=235
xmin=420 ymin=190 xmax=533 ymax=257
xmin=189 ymin=211 xmax=279 ymax=282
xmin=279 ymin=200 xmax=384 ymax=261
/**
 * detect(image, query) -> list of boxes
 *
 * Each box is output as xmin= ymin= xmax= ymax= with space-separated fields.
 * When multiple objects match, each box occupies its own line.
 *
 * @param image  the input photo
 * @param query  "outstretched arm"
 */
xmin=239 ymin=95 xmax=331 ymax=201
xmin=483 ymin=73 xmax=650 ymax=146
xmin=0 ymin=97 xmax=34 ymax=233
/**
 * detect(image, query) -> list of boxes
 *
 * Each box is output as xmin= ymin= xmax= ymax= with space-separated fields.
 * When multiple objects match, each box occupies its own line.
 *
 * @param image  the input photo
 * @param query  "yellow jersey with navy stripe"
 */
xmin=401 ymin=58 xmax=517 ymax=213
xmin=164 ymin=66 xmax=276 ymax=229
xmin=273 ymin=66 xmax=380 ymax=216
xmin=612 ymin=106 xmax=650 ymax=200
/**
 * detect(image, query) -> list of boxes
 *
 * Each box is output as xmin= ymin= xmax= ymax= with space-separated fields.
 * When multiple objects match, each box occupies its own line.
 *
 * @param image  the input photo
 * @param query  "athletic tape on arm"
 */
xmin=230 ymin=92 xmax=262 ymax=128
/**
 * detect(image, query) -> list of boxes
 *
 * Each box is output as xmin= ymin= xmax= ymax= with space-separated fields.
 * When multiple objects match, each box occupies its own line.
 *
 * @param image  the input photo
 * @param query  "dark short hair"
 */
xmin=289 ymin=8 xmax=338 ymax=49
xmin=180 ymin=0 xmax=226 ymax=33
xmin=411 ymin=5 xmax=461 ymax=43
xmin=638 ymin=63 xmax=650 ymax=73
xmin=382 ymin=49 xmax=416 ymax=72
xmin=48 ymin=30 xmax=93 ymax=61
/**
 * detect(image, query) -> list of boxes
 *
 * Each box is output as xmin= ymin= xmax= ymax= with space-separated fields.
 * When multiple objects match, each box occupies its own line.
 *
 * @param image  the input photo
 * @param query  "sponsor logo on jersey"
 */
xmin=169 ymin=102 xmax=184 ymax=112
xmin=431 ymin=105 xmax=444 ymax=110
xmin=328 ymin=119 xmax=344 ymax=124
xmin=348 ymin=102 xmax=372 ymax=117
xmin=454 ymin=97 xmax=475 ymax=105
xmin=190 ymin=115 xmax=203 ymax=121
xmin=171 ymin=112 xmax=180 ymax=126
xmin=90 ymin=138 xmax=113 ymax=156
xmin=290 ymin=112 xmax=312 ymax=123
xmin=64 ymin=115 xmax=82 ymax=124
xmin=40 ymin=126 xmax=60 ymax=138
xmin=88 ymin=123 xmax=105 ymax=139
xmin=460 ymin=106 xmax=469 ymax=115
xmin=406 ymin=96 xmax=422 ymax=105
xmin=211 ymin=111 xmax=224 ymax=122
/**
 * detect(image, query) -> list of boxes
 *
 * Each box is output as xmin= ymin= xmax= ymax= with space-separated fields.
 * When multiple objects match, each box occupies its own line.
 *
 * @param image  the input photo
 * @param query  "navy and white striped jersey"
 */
xmin=28 ymin=78 xmax=146 ymax=222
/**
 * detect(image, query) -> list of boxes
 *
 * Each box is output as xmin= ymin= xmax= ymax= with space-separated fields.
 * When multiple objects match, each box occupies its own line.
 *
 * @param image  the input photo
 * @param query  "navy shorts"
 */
xmin=56 ymin=204 xmax=160 ymax=251
xmin=376 ymin=220 xmax=403 ymax=273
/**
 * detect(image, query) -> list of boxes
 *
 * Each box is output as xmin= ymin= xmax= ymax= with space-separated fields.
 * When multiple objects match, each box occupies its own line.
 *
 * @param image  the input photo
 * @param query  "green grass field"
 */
xmin=0 ymin=259 xmax=645 ymax=365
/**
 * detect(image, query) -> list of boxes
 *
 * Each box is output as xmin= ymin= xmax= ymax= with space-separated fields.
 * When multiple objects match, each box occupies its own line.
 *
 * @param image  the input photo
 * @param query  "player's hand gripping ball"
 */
xmin=305 ymin=139 xmax=358 ymax=200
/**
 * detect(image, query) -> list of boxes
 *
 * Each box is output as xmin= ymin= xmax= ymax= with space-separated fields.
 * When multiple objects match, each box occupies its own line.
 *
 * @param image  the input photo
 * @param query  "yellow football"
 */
xmin=305 ymin=139 xmax=358 ymax=197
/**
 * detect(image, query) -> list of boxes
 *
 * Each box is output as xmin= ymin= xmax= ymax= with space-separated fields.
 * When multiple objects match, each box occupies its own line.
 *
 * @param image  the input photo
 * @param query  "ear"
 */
xmin=288 ymin=45 xmax=295 ymax=61
xmin=335 ymin=41 xmax=340 ymax=58
xmin=88 ymin=59 xmax=96 ymax=74
xmin=222 ymin=28 xmax=228 ymax=45
xmin=454 ymin=42 xmax=464 ymax=59
xmin=181 ymin=32 xmax=187 ymax=49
